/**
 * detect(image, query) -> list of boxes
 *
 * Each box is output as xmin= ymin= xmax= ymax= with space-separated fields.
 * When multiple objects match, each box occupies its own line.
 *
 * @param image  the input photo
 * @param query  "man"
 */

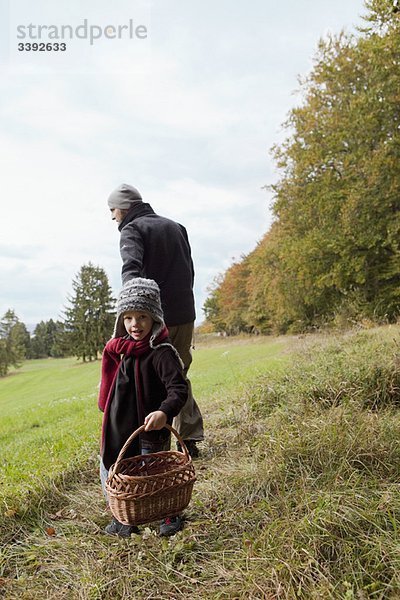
xmin=107 ymin=183 xmax=204 ymax=456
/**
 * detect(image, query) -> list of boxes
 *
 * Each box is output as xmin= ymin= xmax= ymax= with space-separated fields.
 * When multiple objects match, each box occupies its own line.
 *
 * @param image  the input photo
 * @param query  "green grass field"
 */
xmin=0 ymin=358 xmax=101 ymax=512
xmin=1 ymin=327 xmax=400 ymax=599
xmin=0 ymin=336 xmax=288 ymax=515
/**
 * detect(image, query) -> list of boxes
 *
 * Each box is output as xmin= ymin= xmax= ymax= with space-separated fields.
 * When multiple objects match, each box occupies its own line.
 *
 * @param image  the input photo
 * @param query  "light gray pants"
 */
xmin=169 ymin=322 xmax=204 ymax=442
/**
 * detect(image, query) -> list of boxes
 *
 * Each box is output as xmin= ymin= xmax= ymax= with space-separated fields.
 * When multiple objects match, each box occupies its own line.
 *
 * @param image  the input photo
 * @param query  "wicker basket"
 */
xmin=105 ymin=424 xmax=196 ymax=526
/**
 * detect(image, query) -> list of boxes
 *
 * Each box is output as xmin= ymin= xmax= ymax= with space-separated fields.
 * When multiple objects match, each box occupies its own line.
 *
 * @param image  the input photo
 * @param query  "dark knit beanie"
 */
xmin=107 ymin=183 xmax=142 ymax=210
xmin=113 ymin=278 xmax=164 ymax=339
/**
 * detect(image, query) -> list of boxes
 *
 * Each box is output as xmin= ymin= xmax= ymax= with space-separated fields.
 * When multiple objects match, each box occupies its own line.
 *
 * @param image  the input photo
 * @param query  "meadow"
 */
xmin=0 ymin=326 xmax=399 ymax=598
xmin=0 ymin=336 xmax=287 ymax=516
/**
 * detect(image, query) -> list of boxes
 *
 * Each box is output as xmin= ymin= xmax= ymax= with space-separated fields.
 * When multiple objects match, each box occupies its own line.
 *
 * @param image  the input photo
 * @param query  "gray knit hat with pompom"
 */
xmin=113 ymin=278 xmax=164 ymax=339
xmin=112 ymin=278 xmax=184 ymax=366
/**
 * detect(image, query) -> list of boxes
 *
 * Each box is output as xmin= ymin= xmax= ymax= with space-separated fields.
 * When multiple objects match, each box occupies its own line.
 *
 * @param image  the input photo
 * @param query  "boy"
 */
xmin=98 ymin=278 xmax=188 ymax=537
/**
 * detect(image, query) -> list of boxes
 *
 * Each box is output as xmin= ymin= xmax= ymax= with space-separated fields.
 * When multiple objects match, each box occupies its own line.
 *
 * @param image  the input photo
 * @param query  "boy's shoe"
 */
xmin=159 ymin=515 xmax=183 ymax=537
xmin=104 ymin=517 xmax=139 ymax=538
xmin=176 ymin=440 xmax=200 ymax=458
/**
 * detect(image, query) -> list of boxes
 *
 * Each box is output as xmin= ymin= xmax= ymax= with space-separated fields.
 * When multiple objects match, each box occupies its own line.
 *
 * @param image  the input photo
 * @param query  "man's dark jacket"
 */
xmin=119 ymin=202 xmax=196 ymax=326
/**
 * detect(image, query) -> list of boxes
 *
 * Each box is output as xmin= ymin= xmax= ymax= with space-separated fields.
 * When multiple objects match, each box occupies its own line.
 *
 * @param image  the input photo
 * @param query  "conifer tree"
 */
xmin=63 ymin=263 xmax=115 ymax=362
xmin=31 ymin=319 xmax=69 ymax=358
xmin=0 ymin=310 xmax=28 ymax=376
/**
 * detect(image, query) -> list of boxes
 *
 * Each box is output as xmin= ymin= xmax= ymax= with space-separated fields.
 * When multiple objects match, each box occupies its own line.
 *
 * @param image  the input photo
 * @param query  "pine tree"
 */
xmin=31 ymin=319 xmax=68 ymax=358
xmin=48 ymin=320 xmax=70 ymax=358
xmin=31 ymin=321 xmax=48 ymax=358
xmin=63 ymin=263 xmax=115 ymax=361
xmin=0 ymin=310 xmax=28 ymax=376
xmin=10 ymin=320 xmax=31 ymax=359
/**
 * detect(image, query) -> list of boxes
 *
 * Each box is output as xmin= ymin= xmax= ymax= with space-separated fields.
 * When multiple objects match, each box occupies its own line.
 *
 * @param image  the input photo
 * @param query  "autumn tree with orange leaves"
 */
xmin=204 ymin=0 xmax=400 ymax=334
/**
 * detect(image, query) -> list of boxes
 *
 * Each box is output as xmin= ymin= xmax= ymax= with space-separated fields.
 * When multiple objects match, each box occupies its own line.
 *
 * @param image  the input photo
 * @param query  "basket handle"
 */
xmin=108 ymin=423 xmax=190 ymax=477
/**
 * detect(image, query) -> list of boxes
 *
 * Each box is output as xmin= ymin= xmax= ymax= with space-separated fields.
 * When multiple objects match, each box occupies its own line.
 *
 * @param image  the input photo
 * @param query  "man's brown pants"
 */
xmin=168 ymin=322 xmax=204 ymax=442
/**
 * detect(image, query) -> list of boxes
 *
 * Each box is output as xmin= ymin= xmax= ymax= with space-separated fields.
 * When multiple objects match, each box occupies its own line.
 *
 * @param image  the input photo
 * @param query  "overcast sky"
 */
xmin=0 ymin=0 xmax=366 ymax=327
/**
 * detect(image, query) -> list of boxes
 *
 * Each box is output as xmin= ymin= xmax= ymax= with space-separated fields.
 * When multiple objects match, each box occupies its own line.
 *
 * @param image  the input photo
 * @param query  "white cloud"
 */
xmin=0 ymin=0 xmax=365 ymax=325
xmin=1 ymin=83 xmax=118 ymax=147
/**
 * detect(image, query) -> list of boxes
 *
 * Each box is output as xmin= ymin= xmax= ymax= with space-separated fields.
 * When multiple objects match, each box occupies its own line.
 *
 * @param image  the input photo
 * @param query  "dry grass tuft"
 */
xmin=1 ymin=326 xmax=400 ymax=598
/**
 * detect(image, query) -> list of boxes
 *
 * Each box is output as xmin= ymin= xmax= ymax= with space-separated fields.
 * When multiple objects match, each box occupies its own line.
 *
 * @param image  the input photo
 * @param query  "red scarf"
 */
xmin=98 ymin=326 xmax=170 ymax=454
xmin=98 ymin=325 xmax=169 ymax=415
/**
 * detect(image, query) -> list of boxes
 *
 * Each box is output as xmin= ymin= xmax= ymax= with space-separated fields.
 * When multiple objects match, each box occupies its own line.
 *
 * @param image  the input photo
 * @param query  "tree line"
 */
xmin=204 ymin=0 xmax=400 ymax=335
xmin=0 ymin=263 xmax=115 ymax=377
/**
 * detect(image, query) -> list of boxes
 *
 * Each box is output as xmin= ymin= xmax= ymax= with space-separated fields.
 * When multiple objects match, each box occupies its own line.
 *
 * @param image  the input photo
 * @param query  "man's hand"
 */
xmin=144 ymin=410 xmax=167 ymax=431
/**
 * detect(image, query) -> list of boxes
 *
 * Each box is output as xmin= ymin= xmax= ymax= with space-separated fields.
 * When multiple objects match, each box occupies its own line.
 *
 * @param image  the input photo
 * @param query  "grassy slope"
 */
xmin=0 ymin=358 xmax=101 ymax=510
xmin=1 ymin=327 xmax=400 ymax=599
xmin=0 ymin=337 xmax=287 ymax=514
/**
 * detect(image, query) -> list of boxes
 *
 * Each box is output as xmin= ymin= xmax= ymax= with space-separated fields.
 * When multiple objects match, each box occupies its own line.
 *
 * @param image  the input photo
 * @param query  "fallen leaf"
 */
xmin=45 ymin=527 xmax=56 ymax=536
xmin=49 ymin=508 xmax=77 ymax=520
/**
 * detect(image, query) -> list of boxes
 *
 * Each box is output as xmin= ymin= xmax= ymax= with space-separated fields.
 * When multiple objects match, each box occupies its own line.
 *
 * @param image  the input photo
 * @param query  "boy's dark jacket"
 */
xmin=98 ymin=334 xmax=188 ymax=470
xmin=118 ymin=202 xmax=195 ymax=326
